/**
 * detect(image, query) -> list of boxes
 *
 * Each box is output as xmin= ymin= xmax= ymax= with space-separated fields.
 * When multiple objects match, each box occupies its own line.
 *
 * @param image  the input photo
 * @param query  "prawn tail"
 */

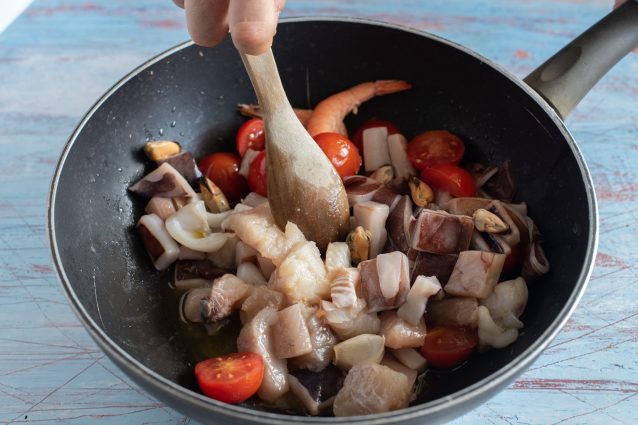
xmin=374 ymin=80 xmax=412 ymax=96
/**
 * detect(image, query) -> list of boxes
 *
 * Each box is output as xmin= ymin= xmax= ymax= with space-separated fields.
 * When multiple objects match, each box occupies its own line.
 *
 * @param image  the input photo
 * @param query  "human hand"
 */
xmin=173 ymin=0 xmax=286 ymax=55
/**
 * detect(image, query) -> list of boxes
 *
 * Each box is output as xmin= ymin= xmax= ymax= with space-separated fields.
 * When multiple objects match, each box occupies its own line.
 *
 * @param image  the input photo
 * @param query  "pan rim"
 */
xmin=48 ymin=15 xmax=598 ymax=424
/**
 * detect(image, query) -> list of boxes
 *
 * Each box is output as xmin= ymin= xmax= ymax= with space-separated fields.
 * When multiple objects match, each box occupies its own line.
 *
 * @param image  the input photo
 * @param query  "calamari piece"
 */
xmin=387 ymin=133 xmax=417 ymax=184
xmin=226 ymin=203 xmax=305 ymax=266
xmin=477 ymin=305 xmax=518 ymax=349
xmin=270 ymin=242 xmax=329 ymax=304
xmin=480 ymin=277 xmax=528 ymax=329
xmin=199 ymin=274 xmax=252 ymax=323
xmin=236 ymin=262 xmax=267 ymax=286
xmin=385 ymin=195 xmax=413 ymax=254
xmin=237 ymin=306 xmax=289 ymax=402
xmin=371 ymin=186 xmax=401 ymax=211
xmin=380 ymin=353 xmax=417 ymax=388
xmin=288 ymin=366 xmax=344 ymax=416
xmin=354 ymin=201 xmax=390 ymax=259
xmin=240 ymin=285 xmax=284 ymax=324
xmin=410 ymin=209 xmax=474 ymax=254
xmin=363 ymin=126 xmax=391 ymax=172
xmin=165 ymin=201 xmax=230 ymax=253
xmin=483 ymin=160 xmax=516 ymax=202
xmin=333 ymin=363 xmax=411 ymax=417
xmin=136 ymin=214 xmax=180 ymax=271
xmin=378 ymin=311 xmax=427 ymax=349
xmin=129 ymin=162 xmax=196 ymax=198
xmin=397 ymin=275 xmax=441 ymax=326
xmin=329 ymin=268 xmax=359 ymax=308
xmin=445 ymin=251 xmax=506 ymax=299
xmin=447 ymin=197 xmax=491 ymax=216
xmin=343 ymin=175 xmax=382 ymax=207
xmin=522 ymin=217 xmax=550 ymax=281
xmin=145 ymin=196 xmax=176 ymax=220
xmin=289 ymin=304 xmax=337 ymax=372
xmin=325 ymin=242 xmax=351 ymax=272
xmin=273 ymin=303 xmax=313 ymax=359
xmin=410 ymin=251 xmax=458 ymax=285
xmin=333 ymin=334 xmax=385 ymax=370
xmin=427 ymin=297 xmax=479 ymax=328
xmin=358 ymin=253 xmax=410 ymax=312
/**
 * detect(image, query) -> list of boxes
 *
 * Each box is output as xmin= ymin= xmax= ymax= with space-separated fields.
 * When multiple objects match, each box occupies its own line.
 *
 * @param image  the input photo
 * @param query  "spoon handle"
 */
xmin=240 ymin=49 xmax=290 ymax=116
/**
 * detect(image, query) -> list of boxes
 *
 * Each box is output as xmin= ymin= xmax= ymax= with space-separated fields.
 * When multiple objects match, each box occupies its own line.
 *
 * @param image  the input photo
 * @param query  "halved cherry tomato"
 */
xmin=420 ymin=164 xmax=476 ymax=197
xmin=352 ymin=119 xmax=400 ymax=151
xmin=313 ymin=132 xmax=362 ymax=179
xmin=236 ymin=118 xmax=265 ymax=157
xmin=407 ymin=130 xmax=465 ymax=170
xmin=247 ymin=150 xmax=267 ymax=197
xmin=195 ymin=352 xmax=264 ymax=404
xmin=420 ymin=327 xmax=478 ymax=369
xmin=198 ymin=152 xmax=249 ymax=203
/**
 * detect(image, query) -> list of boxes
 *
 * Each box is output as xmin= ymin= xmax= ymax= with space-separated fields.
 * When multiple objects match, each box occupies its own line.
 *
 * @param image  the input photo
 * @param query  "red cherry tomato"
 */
xmin=236 ymin=118 xmax=265 ymax=157
xmin=313 ymin=132 xmax=362 ymax=179
xmin=195 ymin=353 xmax=264 ymax=404
xmin=407 ymin=130 xmax=465 ymax=170
xmin=247 ymin=150 xmax=267 ymax=197
xmin=420 ymin=164 xmax=476 ymax=197
xmin=352 ymin=119 xmax=400 ymax=151
xmin=420 ymin=327 xmax=478 ymax=369
xmin=198 ymin=152 xmax=249 ymax=204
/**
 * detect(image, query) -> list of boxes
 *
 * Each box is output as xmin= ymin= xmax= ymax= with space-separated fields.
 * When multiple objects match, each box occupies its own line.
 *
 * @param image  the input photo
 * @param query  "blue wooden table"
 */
xmin=1 ymin=0 xmax=637 ymax=423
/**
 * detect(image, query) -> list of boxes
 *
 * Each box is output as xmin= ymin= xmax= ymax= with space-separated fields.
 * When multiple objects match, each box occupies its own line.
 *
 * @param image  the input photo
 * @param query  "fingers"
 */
xmin=228 ymin=0 xmax=278 ymax=55
xmin=173 ymin=0 xmax=185 ymax=8
xmin=184 ymin=0 xmax=230 ymax=47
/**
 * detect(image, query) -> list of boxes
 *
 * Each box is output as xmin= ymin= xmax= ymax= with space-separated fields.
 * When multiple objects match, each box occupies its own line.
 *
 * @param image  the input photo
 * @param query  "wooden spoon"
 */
xmin=240 ymin=49 xmax=350 ymax=251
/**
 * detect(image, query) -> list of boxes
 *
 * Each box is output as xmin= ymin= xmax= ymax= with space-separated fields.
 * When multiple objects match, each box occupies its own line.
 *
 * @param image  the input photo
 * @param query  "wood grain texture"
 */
xmin=0 ymin=0 xmax=636 ymax=424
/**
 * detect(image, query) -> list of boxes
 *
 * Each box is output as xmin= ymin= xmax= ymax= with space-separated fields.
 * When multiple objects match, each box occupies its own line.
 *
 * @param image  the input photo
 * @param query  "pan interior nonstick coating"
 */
xmin=52 ymin=21 xmax=591 ymax=412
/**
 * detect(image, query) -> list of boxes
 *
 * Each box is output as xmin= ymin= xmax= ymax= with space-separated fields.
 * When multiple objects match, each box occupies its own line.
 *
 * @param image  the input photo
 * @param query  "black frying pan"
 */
xmin=49 ymin=3 xmax=638 ymax=424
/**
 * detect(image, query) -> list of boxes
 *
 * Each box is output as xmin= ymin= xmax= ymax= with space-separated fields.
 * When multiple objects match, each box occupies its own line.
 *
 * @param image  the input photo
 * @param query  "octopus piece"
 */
xmin=378 ymin=311 xmax=427 ymax=349
xmin=159 ymin=151 xmax=200 ymax=186
xmin=136 ymin=214 xmax=180 ymax=271
xmin=410 ymin=209 xmax=474 ymax=254
xmin=446 ymin=197 xmax=491 ymax=216
xmin=358 ymin=252 xmax=410 ymax=312
xmin=333 ymin=363 xmax=411 ymax=417
xmin=237 ymin=306 xmax=289 ymax=402
xmin=445 ymin=251 xmax=506 ymax=299
xmin=129 ymin=162 xmax=196 ymax=198
xmin=410 ymin=252 xmax=458 ymax=285
xmin=173 ymin=259 xmax=226 ymax=290
xmin=427 ymin=297 xmax=479 ymax=328
xmin=522 ymin=217 xmax=550 ymax=281
xmin=370 ymin=186 xmax=401 ymax=211
xmin=287 ymin=366 xmax=344 ymax=416
xmin=385 ymin=195 xmax=413 ymax=255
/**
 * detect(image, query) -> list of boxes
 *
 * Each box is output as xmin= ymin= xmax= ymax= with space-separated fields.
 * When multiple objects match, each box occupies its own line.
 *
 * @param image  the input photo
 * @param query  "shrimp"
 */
xmin=237 ymin=103 xmax=314 ymax=128
xmin=306 ymin=80 xmax=412 ymax=138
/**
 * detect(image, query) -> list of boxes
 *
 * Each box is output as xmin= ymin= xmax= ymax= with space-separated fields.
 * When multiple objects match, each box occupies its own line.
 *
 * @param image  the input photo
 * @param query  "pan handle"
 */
xmin=524 ymin=0 xmax=638 ymax=119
